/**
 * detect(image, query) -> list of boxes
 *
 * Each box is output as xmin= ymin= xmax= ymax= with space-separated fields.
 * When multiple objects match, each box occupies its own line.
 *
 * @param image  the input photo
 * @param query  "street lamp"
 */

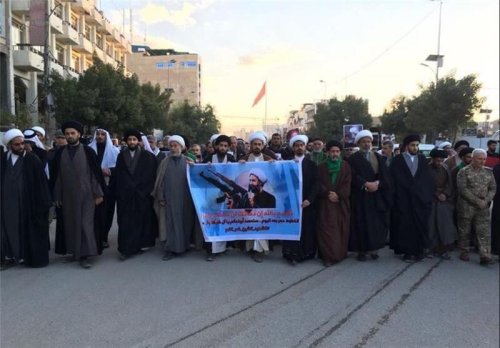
xmin=420 ymin=63 xmax=436 ymax=79
xmin=167 ymin=59 xmax=176 ymax=92
xmin=424 ymin=0 xmax=444 ymax=85
xmin=319 ymin=80 xmax=327 ymax=100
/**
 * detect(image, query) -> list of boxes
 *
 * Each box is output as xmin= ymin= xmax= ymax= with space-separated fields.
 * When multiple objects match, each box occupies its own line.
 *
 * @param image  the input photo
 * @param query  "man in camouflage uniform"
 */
xmin=456 ymin=149 xmax=497 ymax=265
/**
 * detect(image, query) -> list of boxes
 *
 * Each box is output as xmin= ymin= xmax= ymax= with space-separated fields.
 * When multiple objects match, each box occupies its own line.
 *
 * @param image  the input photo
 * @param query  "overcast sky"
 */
xmin=100 ymin=0 xmax=499 ymax=133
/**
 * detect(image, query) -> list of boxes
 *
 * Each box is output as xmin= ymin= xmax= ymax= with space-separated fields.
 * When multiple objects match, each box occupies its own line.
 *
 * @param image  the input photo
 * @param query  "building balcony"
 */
xmin=74 ymin=35 xmax=93 ymax=54
xmin=11 ymin=0 xmax=30 ymax=14
xmin=72 ymin=0 xmax=93 ymax=14
xmin=50 ymin=14 xmax=64 ymax=35
xmin=57 ymin=22 xmax=79 ymax=45
xmin=94 ymin=46 xmax=105 ymax=61
xmin=48 ymin=59 xmax=65 ymax=76
xmin=85 ymin=7 xmax=103 ymax=26
xmin=63 ymin=65 xmax=80 ymax=79
xmin=13 ymin=46 xmax=44 ymax=72
xmin=110 ymin=29 xmax=122 ymax=45
xmin=97 ymin=19 xmax=114 ymax=35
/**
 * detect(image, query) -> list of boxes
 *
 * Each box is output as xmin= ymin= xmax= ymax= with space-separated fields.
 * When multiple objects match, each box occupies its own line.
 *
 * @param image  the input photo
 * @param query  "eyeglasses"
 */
xmin=11 ymin=142 xmax=25 ymax=146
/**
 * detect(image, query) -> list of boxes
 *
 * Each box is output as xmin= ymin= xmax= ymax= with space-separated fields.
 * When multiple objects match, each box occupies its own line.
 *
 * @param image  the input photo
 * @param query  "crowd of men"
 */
xmin=1 ymin=121 xmax=499 ymax=270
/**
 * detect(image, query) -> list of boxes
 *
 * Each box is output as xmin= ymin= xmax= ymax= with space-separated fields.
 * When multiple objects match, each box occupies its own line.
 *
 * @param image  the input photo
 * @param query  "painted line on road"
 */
xmin=163 ymin=266 xmax=329 ymax=347
xmin=353 ymin=259 xmax=443 ymax=347
xmin=303 ymin=262 xmax=416 ymax=348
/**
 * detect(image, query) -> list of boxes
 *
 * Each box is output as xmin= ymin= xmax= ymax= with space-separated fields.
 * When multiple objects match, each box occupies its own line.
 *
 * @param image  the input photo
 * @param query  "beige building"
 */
xmin=127 ymin=46 xmax=201 ymax=106
xmin=5 ymin=0 xmax=131 ymax=128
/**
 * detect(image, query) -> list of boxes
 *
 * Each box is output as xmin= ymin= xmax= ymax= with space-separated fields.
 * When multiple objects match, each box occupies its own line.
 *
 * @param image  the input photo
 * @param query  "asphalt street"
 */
xmin=1 ymin=221 xmax=498 ymax=348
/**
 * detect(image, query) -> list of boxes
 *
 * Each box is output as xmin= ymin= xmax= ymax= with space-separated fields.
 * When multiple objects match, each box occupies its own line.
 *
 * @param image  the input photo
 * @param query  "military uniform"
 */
xmin=456 ymin=165 xmax=497 ymax=259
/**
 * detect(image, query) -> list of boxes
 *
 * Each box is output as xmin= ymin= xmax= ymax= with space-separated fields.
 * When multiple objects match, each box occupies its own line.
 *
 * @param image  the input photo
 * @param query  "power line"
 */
xmin=339 ymin=7 xmax=437 ymax=83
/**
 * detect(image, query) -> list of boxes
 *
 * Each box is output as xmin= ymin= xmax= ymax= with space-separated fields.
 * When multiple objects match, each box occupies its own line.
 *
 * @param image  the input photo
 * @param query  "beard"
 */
xmin=248 ymin=184 xmax=261 ymax=193
xmin=127 ymin=143 xmax=138 ymax=151
xmin=252 ymin=148 xmax=262 ymax=156
xmin=67 ymin=137 xmax=79 ymax=146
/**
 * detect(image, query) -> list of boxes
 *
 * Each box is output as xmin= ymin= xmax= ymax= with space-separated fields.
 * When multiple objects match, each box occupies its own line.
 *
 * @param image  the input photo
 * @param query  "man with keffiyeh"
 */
xmin=89 ymin=128 xmax=120 ymax=248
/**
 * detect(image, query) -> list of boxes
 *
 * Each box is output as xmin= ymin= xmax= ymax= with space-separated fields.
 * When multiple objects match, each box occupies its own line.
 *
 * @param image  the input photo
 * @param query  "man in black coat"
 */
xmin=1 ymin=129 xmax=51 ymax=270
xmin=114 ymin=129 xmax=157 ymax=260
xmin=282 ymin=135 xmax=320 ymax=264
xmin=347 ymin=130 xmax=392 ymax=261
xmin=49 ymin=121 xmax=107 ymax=269
xmin=390 ymin=134 xmax=434 ymax=262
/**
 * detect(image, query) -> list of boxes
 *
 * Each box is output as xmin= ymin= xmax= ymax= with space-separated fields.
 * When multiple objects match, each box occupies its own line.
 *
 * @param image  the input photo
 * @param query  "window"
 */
xmin=84 ymin=24 xmax=91 ymax=40
xmin=73 ymin=54 xmax=80 ymax=72
xmin=96 ymin=34 xmax=103 ymax=49
xmin=56 ymin=44 xmax=65 ymax=64
xmin=70 ymin=14 xmax=78 ymax=31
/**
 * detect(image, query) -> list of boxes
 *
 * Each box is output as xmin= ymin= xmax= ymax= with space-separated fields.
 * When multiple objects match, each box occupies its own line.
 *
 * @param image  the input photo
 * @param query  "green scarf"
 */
xmin=312 ymin=151 xmax=326 ymax=165
xmin=456 ymin=162 xmax=466 ymax=170
xmin=326 ymin=157 xmax=342 ymax=184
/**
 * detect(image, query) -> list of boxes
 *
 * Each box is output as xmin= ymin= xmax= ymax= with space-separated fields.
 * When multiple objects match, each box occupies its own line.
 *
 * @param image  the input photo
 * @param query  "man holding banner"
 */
xmin=240 ymin=132 xmax=275 ymax=262
xmin=204 ymin=135 xmax=236 ymax=261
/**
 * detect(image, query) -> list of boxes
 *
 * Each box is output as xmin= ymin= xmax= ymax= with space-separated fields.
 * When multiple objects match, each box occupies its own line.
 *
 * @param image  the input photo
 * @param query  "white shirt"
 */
xmin=8 ymin=151 xmax=20 ymax=165
xmin=294 ymin=155 xmax=305 ymax=164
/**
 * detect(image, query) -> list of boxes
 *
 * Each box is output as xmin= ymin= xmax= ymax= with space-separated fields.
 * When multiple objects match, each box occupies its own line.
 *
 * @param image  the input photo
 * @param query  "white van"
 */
xmin=418 ymin=144 xmax=436 ymax=158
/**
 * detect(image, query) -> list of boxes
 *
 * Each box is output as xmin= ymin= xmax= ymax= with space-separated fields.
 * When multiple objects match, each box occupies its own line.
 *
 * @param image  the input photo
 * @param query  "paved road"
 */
xmin=1 ymin=222 xmax=498 ymax=348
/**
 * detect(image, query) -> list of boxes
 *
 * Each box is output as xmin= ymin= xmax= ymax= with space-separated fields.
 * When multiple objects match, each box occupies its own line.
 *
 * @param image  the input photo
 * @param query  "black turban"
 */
xmin=215 ymin=135 xmax=231 ymax=146
xmin=123 ymin=129 xmax=142 ymax=141
xmin=458 ymin=147 xmax=474 ymax=158
xmin=61 ymin=120 xmax=84 ymax=135
xmin=344 ymin=142 xmax=356 ymax=149
xmin=325 ymin=140 xmax=343 ymax=151
xmin=402 ymin=134 xmax=421 ymax=147
xmin=453 ymin=140 xmax=469 ymax=150
xmin=430 ymin=148 xmax=447 ymax=158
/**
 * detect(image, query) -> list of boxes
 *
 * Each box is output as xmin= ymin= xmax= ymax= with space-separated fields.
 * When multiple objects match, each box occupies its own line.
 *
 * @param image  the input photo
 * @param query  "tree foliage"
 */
xmin=308 ymin=95 xmax=372 ymax=140
xmin=49 ymin=57 xmax=173 ymax=135
xmin=380 ymin=95 xmax=417 ymax=141
xmin=165 ymin=101 xmax=220 ymax=144
xmin=380 ymin=74 xmax=484 ymax=143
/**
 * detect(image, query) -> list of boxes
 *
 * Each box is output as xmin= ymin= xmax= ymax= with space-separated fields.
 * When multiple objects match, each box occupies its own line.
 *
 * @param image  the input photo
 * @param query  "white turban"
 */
xmin=289 ymin=134 xmax=308 ymax=148
xmin=354 ymin=130 xmax=373 ymax=144
xmin=3 ymin=129 xmax=24 ymax=145
xmin=248 ymin=132 xmax=266 ymax=144
xmin=255 ymin=131 xmax=268 ymax=142
xmin=249 ymin=168 xmax=268 ymax=184
xmin=168 ymin=135 xmax=185 ymax=149
xmin=32 ymin=126 xmax=46 ymax=137
xmin=438 ymin=141 xmax=452 ymax=149
xmin=209 ymin=134 xmax=220 ymax=144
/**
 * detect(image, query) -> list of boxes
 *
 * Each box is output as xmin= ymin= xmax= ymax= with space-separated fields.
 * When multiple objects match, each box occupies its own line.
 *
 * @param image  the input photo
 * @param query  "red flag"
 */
xmin=252 ymin=81 xmax=266 ymax=107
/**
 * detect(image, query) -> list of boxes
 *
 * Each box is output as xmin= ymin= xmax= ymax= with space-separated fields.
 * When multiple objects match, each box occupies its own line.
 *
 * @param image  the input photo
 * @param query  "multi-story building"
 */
xmin=286 ymin=103 xmax=316 ymax=133
xmin=127 ymin=45 xmax=201 ymax=106
xmin=5 ymin=0 xmax=131 ymax=128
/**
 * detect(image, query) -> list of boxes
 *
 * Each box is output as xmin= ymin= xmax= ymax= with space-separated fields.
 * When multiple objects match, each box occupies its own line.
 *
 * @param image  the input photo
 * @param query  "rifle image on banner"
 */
xmin=199 ymin=169 xmax=248 ymax=207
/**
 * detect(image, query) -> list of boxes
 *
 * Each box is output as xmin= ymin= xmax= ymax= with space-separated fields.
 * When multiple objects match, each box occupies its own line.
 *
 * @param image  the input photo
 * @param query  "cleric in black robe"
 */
xmin=114 ymin=129 xmax=157 ymax=259
xmin=282 ymin=135 xmax=320 ymax=264
xmin=49 ymin=121 xmax=107 ymax=259
xmin=347 ymin=130 xmax=392 ymax=261
xmin=1 ymin=129 xmax=51 ymax=269
xmin=389 ymin=134 xmax=434 ymax=262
